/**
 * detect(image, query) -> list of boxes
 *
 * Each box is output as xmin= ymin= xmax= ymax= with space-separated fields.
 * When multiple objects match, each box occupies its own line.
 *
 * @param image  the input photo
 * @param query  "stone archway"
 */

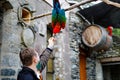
xmin=0 ymin=0 xmax=13 ymax=58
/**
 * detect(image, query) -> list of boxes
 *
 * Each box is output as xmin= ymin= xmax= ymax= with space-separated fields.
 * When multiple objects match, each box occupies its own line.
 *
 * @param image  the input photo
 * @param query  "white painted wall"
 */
xmin=96 ymin=60 xmax=103 ymax=80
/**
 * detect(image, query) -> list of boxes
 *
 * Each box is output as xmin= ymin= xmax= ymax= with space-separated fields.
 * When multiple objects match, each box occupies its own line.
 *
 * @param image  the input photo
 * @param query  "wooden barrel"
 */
xmin=82 ymin=25 xmax=112 ymax=51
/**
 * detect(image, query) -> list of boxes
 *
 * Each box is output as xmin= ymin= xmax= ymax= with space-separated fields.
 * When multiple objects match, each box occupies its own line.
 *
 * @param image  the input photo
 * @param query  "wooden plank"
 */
xmin=80 ymin=49 xmax=87 ymax=80
xmin=31 ymin=0 xmax=92 ymax=20
xmin=100 ymin=57 xmax=120 ymax=63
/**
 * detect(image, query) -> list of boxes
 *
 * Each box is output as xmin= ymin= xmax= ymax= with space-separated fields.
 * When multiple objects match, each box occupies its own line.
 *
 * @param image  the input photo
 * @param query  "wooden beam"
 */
xmin=31 ymin=0 xmax=92 ymax=20
xmin=100 ymin=57 xmax=120 ymax=63
xmin=42 ymin=0 xmax=52 ymax=7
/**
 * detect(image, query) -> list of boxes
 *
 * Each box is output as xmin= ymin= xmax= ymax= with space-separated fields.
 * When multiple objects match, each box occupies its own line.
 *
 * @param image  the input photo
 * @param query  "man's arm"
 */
xmin=38 ymin=48 xmax=52 ymax=72
xmin=37 ymin=37 xmax=55 ymax=72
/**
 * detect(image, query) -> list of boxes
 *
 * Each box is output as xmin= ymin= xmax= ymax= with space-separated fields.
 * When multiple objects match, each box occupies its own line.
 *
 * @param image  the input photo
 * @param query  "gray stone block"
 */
xmin=1 ymin=69 xmax=16 ymax=76
xmin=2 ymin=55 xmax=20 ymax=67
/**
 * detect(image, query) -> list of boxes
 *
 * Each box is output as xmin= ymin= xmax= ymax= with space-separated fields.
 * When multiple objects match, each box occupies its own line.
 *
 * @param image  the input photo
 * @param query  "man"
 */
xmin=17 ymin=37 xmax=55 ymax=80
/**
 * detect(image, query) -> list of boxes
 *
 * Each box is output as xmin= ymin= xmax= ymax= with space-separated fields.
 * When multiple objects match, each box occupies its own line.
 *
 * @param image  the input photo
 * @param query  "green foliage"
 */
xmin=113 ymin=28 xmax=120 ymax=37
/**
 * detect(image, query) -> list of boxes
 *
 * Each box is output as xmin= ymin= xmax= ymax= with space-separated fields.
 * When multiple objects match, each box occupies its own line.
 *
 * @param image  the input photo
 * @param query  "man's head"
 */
xmin=19 ymin=48 xmax=39 ymax=66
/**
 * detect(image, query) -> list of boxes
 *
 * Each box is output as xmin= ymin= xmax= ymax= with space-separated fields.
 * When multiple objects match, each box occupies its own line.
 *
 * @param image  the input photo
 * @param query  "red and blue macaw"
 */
xmin=52 ymin=0 xmax=66 ymax=34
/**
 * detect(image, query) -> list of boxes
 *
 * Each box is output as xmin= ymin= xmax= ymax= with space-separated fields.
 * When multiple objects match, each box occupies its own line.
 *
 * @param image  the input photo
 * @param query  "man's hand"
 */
xmin=47 ymin=37 xmax=56 ymax=49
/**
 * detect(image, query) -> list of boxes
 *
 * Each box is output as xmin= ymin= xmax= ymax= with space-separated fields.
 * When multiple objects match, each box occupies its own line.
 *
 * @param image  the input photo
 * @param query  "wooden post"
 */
xmin=79 ymin=48 xmax=87 ymax=80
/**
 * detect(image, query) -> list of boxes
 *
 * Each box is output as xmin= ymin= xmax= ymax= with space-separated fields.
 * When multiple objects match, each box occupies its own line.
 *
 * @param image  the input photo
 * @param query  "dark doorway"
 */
xmin=102 ymin=62 xmax=120 ymax=80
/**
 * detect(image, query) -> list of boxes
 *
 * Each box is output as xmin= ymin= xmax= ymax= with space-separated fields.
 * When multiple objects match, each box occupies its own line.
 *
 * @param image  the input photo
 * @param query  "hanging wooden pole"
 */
xmin=31 ymin=0 xmax=92 ymax=20
xmin=64 ymin=0 xmax=91 ymax=11
xmin=42 ymin=0 xmax=53 ymax=7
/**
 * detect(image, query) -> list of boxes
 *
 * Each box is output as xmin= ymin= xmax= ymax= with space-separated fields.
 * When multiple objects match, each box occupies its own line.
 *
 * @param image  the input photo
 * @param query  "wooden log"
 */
xmin=31 ymin=0 xmax=92 ymax=20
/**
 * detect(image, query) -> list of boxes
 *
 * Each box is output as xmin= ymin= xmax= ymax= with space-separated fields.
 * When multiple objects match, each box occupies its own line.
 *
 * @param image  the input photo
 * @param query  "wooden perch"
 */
xmin=64 ymin=0 xmax=91 ymax=11
xmin=42 ymin=0 xmax=53 ymax=7
xmin=30 ymin=0 xmax=92 ymax=20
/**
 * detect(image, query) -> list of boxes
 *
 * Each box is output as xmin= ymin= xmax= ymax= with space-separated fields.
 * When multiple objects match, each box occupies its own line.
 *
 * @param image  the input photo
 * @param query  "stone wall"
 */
xmin=0 ymin=0 xmax=52 ymax=80
xmin=86 ymin=52 xmax=96 ymax=80
xmin=69 ymin=11 xmax=83 ymax=80
xmin=2 ymin=0 xmax=120 ymax=80
xmin=0 ymin=1 xmax=22 ymax=80
xmin=97 ymin=36 xmax=120 ymax=58
xmin=33 ymin=0 xmax=52 ymax=79
xmin=0 ymin=0 xmax=73 ymax=80
xmin=44 ymin=9 xmax=83 ymax=80
xmin=68 ymin=9 xmax=120 ymax=80
xmin=83 ymin=28 xmax=120 ymax=80
xmin=53 ymin=32 xmax=72 ymax=80
xmin=68 ymin=11 xmax=97 ymax=80
xmin=85 ymin=36 xmax=120 ymax=80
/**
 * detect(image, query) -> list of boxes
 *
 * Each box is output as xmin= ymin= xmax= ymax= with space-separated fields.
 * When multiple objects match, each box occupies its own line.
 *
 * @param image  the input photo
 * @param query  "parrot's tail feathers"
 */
xmin=52 ymin=9 xmax=57 ymax=21
xmin=61 ymin=22 xmax=66 ymax=29
xmin=59 ymin=9 xmax=65 ymax=16
xmin=52 ymin=22 xmax=55 ymax=28
xmin=53 ymin=27 xmax=61 ymax=34
xmin=58 ymin=9 xmax=66 ymax=23
xmin=53 ymin=22 xmax=61 ymax=34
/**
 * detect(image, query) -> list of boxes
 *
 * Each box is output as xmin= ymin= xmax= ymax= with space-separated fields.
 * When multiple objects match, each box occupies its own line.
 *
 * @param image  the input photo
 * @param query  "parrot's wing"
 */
xmin=58 ymin=9 xmax=66 ymax=29
xmin=52 ymin=9 xmax=58 ymax=28
xmin=52 ymin=0 xmax=66 ymax=34
xmin=53 ymin=23 xmax=61 ymax=34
